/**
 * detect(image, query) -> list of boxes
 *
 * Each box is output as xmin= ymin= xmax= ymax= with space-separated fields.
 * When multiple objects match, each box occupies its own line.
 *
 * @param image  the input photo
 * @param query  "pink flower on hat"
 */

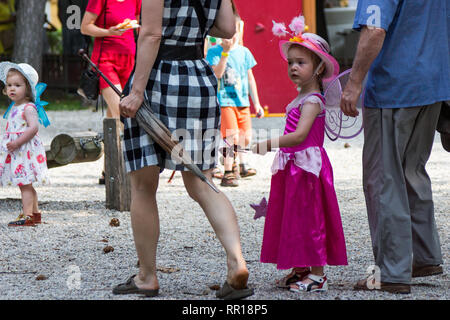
xmin=289 ymin=15 xmax=306 ymax=35
xmin=273 ymin=13 xmax=339 ymax=80
xmin=272 ymin=21 xmax=288 ymax=37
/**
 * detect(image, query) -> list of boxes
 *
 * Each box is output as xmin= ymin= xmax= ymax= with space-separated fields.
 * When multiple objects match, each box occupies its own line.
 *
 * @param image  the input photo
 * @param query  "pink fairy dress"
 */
xmin=260 ymin=93 xmax=347 ymax=269
xmin=0 ymin=103 xmax=49 ymax=186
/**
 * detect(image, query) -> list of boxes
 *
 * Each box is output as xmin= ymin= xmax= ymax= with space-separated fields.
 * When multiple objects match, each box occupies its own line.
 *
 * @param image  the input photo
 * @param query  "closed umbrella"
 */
xmin=79 ymin=49 xmax=219 ymax=193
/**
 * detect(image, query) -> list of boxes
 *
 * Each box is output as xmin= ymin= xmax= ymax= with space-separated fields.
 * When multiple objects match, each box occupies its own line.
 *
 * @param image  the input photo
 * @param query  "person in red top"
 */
xmin=81 ymin=0 xmax=141 ymax=119
xmin=81 ymin=0 xmax=140 ymax=184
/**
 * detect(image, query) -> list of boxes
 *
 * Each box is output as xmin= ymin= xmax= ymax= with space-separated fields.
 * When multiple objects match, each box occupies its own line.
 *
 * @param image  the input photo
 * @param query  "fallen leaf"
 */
xmin=157 ymin=266 xmax=180 ymax=273
xmin=103 ymin=245 xmax=114 ymax=253
xmin=109 ymin=218 xmax=120 ymax=227
xmin=36 ymin=274 xmax=47 ymax=281
xmin=344 ymin=143 xmax=351 ymax=148
xmin=209 ymin=284 xmax=220 ymax=291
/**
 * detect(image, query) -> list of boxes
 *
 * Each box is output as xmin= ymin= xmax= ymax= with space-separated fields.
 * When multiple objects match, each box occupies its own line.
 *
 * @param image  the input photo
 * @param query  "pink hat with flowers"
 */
xmin=272 ymin=15 xmax=339 ymax=81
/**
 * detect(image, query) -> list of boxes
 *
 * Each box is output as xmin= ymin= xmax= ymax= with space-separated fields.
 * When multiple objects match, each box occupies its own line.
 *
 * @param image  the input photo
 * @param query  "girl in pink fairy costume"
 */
xmin=0 ymin=62 xmax=50 ymax=226
xmin=252 ymin=15 xmax=347 ymax=292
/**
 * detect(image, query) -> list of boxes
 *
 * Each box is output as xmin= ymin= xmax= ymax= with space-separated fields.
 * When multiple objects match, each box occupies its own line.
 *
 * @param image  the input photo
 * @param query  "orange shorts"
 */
xmin=220 ymin=107 xmax=252 ymax=139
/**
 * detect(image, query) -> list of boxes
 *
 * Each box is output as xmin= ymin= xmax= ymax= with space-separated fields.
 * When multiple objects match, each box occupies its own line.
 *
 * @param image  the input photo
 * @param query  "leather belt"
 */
xmin=155 ymin=44 xmax=204 ymax=61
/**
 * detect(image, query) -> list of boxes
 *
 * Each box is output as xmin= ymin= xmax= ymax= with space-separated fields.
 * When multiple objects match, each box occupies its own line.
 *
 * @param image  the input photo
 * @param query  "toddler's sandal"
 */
xmin=8 ymin=215 xmax=35 ymax=227
xmin=289 ymin=274 xmax=328 ymax=293
xmin=276 ymin=268 xmax=311 ymax=288
xmin=33 ymin=212 xmax=42 ymax=224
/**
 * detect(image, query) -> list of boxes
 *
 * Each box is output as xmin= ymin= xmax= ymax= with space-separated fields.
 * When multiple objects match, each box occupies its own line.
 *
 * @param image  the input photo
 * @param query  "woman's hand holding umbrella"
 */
xmin=120 ymin=90 xmax=144 ymax=118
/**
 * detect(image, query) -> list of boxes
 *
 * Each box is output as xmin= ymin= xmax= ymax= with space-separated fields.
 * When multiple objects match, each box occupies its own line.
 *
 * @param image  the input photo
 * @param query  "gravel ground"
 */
xmin=0 ymin=110 xmax=448 ymax=300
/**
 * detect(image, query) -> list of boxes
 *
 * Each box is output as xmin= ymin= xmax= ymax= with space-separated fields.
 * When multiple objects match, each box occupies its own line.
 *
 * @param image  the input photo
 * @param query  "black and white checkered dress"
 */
xmin=122 ymin=0 xmax=222 ymax=173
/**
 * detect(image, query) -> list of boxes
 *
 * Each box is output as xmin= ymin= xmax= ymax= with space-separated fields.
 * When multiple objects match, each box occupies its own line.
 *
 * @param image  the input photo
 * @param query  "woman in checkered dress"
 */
xmin=115 ymin=0 xmax=253 ymax=299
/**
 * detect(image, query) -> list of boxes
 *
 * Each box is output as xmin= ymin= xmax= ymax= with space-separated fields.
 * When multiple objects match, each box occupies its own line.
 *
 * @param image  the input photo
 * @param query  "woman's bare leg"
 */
xmin=181 ymin=169 xmax=249 ymax=289
xmin=101 ymin=85 xmax=122 ymax=119
xmin=128 ymin=165 xmax=161 ymax=290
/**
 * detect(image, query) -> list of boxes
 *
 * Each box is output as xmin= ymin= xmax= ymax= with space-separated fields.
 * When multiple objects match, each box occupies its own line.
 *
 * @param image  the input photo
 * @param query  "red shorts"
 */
xmin=93 ymin=52 xmax=135 ymax=90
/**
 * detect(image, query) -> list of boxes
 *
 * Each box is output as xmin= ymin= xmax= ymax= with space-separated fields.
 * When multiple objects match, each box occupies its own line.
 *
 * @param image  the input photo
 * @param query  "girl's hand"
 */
xmin=119 ymin=91 xmax=144 ymax=118
xmin=6 ymin=141 xmax=19 ymax=153
xmin=251 ymin=140 xmax=270 ymax=155
xmin=108 ymin=26 xmax=126 ymax=36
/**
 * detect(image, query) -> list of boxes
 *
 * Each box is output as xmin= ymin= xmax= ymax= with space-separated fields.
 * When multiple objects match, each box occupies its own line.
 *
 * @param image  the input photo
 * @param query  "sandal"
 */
xmin=220 ymin=172 xmax=239 ymax=187
xmin=112 ymin=275 xmax=159 ymax=297
xmin=276 ymin=268 xmax=311 ymax=288
xmin=290 ymin=274 xmax=328 ymax=292
xmin=239 ymin=164 xmax=256 ymax=178
xmin=8 ymin=214 xmax=35 ymax=227
xmin=212 ymin=167 xmax=224 ymax=179
xmin=216 ymin=281 xmax=254 ymax=300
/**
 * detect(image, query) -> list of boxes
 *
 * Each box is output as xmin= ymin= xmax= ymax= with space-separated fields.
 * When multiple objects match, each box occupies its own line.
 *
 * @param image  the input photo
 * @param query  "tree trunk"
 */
xmin=12 ymin=0 xmax=47 ymax=76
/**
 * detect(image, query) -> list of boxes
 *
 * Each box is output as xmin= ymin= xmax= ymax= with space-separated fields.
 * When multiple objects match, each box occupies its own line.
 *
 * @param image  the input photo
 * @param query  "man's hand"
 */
xmin=340 ymin=78 xmax=362 ymax=117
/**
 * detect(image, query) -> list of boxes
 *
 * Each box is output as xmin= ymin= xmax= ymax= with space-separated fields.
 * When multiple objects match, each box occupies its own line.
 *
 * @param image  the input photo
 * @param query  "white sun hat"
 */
xmin=0 ymin=61 xmax=39 ymax=102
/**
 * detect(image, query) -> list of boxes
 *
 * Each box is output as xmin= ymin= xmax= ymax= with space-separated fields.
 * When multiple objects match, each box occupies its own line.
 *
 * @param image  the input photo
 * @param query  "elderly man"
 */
xmin=341 ymin=0 xmax=449 ymax=294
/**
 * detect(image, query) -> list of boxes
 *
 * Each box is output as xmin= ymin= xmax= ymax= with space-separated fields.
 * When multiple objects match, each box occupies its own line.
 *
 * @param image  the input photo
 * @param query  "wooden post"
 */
xmin=303 ymin=0 xmax=317 ymax=34
xmin=103 ymin=118 xmax=131 ymax=211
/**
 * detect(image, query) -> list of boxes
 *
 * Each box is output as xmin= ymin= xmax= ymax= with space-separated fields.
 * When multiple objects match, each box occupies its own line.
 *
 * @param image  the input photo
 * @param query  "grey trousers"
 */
xmin=362 ymin=102 xmax=443 ymax=284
